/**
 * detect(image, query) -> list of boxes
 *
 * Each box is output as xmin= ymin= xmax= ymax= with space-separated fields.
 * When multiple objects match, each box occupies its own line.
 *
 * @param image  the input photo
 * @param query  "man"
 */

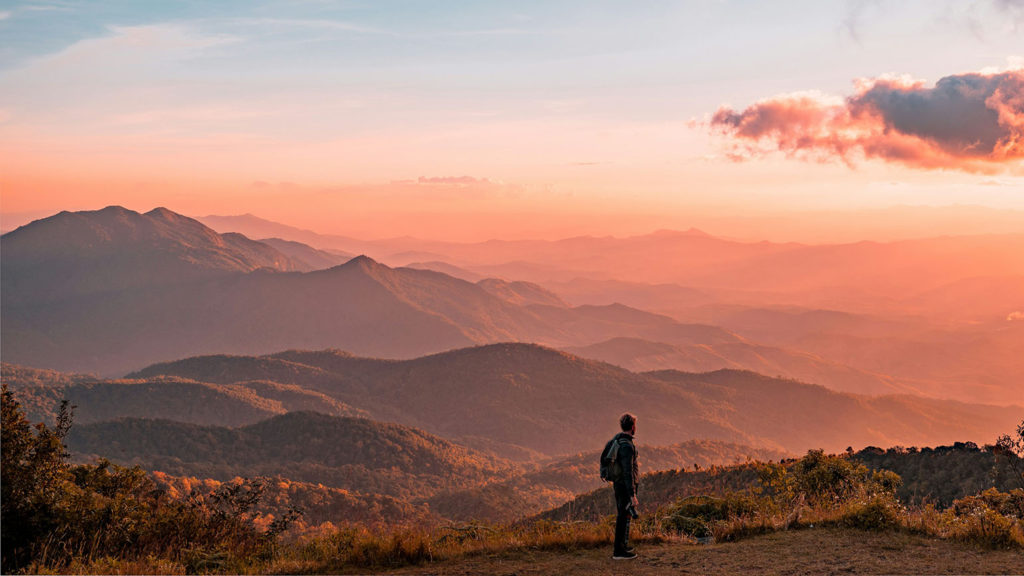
xmin=612 ymin=412 xmax=639 ymax=560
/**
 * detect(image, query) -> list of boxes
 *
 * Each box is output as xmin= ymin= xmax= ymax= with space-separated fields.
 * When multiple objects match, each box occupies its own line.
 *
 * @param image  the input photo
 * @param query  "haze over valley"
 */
xmin=3 ymin=2 xmax=1024 ymax=572
xmin=2 ymin=205 xmax=1021 ymax=535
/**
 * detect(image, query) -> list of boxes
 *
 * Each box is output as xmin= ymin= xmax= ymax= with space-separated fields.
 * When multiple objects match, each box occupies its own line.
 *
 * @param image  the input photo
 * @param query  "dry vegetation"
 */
xmin=4 ymin=384 xmax=1022 ymax=575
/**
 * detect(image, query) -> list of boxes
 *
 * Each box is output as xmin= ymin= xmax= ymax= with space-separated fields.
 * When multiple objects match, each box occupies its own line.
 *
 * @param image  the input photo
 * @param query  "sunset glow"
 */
xmin=2 ymin=0 xmax=1023 ymax=240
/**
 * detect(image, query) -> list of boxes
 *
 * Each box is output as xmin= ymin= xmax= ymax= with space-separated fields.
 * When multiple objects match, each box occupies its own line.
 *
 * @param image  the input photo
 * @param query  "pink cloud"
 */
xmin=710 ymin=70 xmax=1024 ymax=172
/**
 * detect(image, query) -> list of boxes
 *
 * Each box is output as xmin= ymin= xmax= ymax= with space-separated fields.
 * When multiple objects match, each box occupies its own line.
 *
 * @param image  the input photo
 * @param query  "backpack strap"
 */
xmin=605 ymin=437 xmax=621 ymax=461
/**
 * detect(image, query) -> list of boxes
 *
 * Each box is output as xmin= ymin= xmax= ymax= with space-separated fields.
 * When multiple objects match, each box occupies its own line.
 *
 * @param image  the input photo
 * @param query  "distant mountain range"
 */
xmin=190 ymin=210 xmax=1024 ymax=404
xmin=197 ymin=213 xmax=1024 ymax=313
xmin=3 ymin=207 xmax=924 ymax=399
xmin=8 ymin=340 xmax=1020 ymax=524
xmin=14 ymin=343 xmax=1015 ymax=458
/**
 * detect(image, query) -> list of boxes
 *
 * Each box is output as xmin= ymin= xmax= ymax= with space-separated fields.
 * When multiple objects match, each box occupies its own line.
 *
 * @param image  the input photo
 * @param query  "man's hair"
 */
xmin=619 ymin=413 xmax=636 ymax=432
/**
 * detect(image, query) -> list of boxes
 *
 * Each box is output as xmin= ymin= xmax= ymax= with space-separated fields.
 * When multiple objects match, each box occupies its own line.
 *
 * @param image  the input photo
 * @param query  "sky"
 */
xmin=1 ymin=0 xmax=1023 ymax=241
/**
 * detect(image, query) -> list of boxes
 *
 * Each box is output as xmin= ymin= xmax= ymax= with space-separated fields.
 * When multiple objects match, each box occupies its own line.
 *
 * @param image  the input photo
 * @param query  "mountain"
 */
xmin=544 ymin=277 xmax=713 ymax=315
xmin=197 ymin=213 xmax=1024 ymax=317
xmin=130 ymin=344 xmax=721 ymax=458
xmin=196 ymin=213 xmax=377 ymax=256
xmin=687 ymin=305 xmax=1024 ymax=404
xmin=257 ymin=237 xmax=353 ymax=270
xmin=3 ymin=208 xmax=774 ymax=376
xmin=7 ymin=368 xmax=367 ymax=428
xmin=6 ymin=207 xmax=1020 ymax=403
xmin=127 ymin=343 xmax=1022 ymax=458
xmin=66 ymin=412 xmax=513 ymax=502
xmin=0 ymin=363 xmax=96 ymax=390
xmin=1 ymin=206 xmax=304 ymax=302
xmin=403 ymin=261 xmax=483 ymax=282
xmin=2 ymin=212 xmax=542 ymax=372
xmin=642 ymin=369 xmax=1020 ymax=455
xmin=565 ymin=337 xmax=922 ymax=396
xmin=476 ymin=278 xmax=568 ymax=307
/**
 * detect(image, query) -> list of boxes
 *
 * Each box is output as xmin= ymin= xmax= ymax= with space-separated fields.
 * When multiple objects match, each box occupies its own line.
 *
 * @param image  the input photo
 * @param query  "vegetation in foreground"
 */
xmin=3 ymin=383 xmax=1022 ymax=574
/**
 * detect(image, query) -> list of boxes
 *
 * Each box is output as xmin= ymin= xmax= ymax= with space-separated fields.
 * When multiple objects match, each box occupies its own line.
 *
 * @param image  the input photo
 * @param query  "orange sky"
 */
xmin=1 ymin=1 xmax=1023 ymax=241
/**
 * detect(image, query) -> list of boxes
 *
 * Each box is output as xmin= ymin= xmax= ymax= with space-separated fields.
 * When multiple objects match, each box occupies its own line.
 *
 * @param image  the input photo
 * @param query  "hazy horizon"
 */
xmin=4 ymin=202 xmax=1024 ymax=244
xmin=2 ymin=2 xmax=1023 ymax=567
xmin=3 ymin=1 xmax=1023 ymax=243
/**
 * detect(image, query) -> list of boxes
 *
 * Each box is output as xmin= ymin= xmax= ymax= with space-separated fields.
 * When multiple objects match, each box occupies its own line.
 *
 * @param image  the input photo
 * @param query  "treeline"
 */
xmin=853 ymin=442 xmax=1024 ymax=507
xmin=548 ymin=436 xmax=1024 ymax=522
xmin=65 ymin=411 xmax=513 ymax=501
xmin=150 ymin=473 xmax=439 ymax=529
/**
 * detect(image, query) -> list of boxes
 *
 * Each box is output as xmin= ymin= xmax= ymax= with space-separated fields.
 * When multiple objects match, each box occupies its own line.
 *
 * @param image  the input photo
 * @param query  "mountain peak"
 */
xmin=145 ymin=207 xmax=183 ymax=221
xmin=341 ymin=254 xmax=383 ymax=269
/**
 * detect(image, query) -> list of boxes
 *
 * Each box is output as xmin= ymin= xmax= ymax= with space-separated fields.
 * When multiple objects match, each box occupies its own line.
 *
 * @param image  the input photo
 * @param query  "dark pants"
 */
xmin=613 ymin=483 xmax=632 ymax=553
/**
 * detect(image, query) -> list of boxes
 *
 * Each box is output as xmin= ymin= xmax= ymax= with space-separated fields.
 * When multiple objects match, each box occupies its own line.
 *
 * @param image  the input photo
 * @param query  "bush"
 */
xmin=2 ymin=383 xmax=74 ymax=571
xmin=792 ymin=450 xmax=900 ymax=507
xmin=941 ymin=488 xmax=1024 ymax=548
xmin=2 ymin=384 xmax=297 ymax=573
xmin=840 ymin=494 xmax=902 ymax=530
xmin=660 ymin=493 xmax=760 ymax=537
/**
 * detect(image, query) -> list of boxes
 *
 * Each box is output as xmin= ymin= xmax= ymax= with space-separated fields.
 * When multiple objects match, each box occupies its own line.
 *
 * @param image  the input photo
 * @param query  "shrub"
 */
xmin=660 ymin=493 xmax=761 ymax=537
xmin=2 ymin=383 xmax=74 ymax=572
xmin=2 ymin=385 xmax=298 ymax=573
xmin=840 ymin=494 xmax=902 ymax=531
xmin=941 ymin=488 xmax=1024 ymax=548
xmin=792 ymin=449 xmax=900 ymax=507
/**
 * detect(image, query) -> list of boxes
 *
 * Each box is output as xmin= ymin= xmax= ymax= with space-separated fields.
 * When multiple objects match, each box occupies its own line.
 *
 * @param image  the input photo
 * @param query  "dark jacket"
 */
xmin=613 ymin=432 xmax=638 ymax=496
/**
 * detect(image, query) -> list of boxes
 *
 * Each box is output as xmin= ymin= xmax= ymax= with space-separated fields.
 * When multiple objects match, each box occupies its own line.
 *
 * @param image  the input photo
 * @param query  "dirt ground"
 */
xmin=383 ymin=528 xmax=1024 ymax=576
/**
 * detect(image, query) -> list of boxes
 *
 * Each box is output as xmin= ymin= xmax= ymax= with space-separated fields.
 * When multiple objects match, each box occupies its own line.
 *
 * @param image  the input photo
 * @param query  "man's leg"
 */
xmin=613 ymin=484 xmax=631 ymax=555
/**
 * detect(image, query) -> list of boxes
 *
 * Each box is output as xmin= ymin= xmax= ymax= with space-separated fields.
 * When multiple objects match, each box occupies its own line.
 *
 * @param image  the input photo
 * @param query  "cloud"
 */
xmin=416 ymin=176 xmax=491 ymax=185
xmin=994 ymin=0 xmax=1024 ymax=12
xmin=709 ymin=70 xmax=1024 ymax=173
xmin=1009 ymin=310 xmax=1024 ymax=321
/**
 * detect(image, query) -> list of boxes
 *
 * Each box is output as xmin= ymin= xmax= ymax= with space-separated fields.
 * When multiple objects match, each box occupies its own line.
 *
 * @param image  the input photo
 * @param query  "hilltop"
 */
xmin=67 ymin=412 xmax=512 ymax=502
xmin=124 ymin=344 xmax=1021 ymax=457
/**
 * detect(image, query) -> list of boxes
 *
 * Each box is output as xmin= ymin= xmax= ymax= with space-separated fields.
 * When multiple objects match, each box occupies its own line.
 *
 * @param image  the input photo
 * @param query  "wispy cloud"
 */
xmin=21 ymin=1 xmax=75 ymax=11
xmin=416 ymin=176 xmax=491 ymax=185
xmin=226 ymin=17 xmax=390 ymax=36
xmin=841 ymin=0 xmax=879 ymax=44
xmin=709 ymin=69 xmax=1024 ymax=173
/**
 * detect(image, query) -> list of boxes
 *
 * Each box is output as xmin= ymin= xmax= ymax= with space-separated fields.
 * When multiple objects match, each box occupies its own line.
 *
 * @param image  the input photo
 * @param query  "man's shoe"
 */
xmin=625 ymin=547 xmax=636 ymax=553
xmin=612 ymin=551 xmax=638 ymax=560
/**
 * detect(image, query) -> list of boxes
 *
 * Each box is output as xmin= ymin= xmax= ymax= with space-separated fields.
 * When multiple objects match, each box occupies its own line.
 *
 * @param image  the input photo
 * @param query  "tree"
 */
xmin=992 ymin=419 xmax=1024 ymax=490
xmin=1 ymin=383 xmax=74 ymax=571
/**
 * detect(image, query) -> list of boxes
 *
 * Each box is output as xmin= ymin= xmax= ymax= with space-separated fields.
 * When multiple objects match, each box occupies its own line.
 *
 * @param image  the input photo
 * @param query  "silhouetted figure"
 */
xmin=610 ymin=412 xmax=639 ymax=560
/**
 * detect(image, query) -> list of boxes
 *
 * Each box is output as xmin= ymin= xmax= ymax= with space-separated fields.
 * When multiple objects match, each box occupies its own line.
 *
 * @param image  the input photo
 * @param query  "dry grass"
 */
xmin=380 ymin=527 xmax=1024 ymax=576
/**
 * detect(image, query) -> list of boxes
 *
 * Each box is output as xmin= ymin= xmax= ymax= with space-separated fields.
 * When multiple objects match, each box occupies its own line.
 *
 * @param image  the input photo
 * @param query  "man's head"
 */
xmin=619 ymin=412 xmax=636 ymax=435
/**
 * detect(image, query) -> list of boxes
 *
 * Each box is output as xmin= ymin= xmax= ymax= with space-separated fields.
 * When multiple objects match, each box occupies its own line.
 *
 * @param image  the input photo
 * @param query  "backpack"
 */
xmin=599 ymin=436 xmax=626 ymax=482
